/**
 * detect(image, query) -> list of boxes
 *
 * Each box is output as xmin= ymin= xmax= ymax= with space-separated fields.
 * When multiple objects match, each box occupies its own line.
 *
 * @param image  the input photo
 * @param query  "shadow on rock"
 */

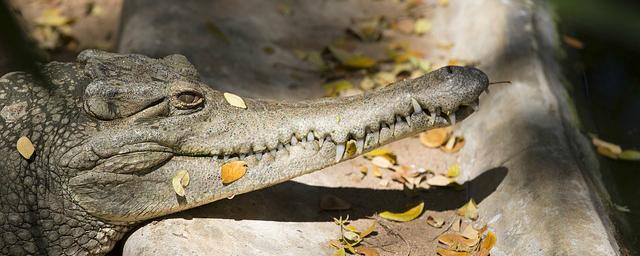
xmin=174 ymin=166 xmax=508 ymax=222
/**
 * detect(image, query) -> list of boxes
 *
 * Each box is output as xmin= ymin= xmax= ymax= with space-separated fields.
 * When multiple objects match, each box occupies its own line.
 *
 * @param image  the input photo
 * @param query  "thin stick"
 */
xmin=488 ymin=81 xmax=512 ymax=85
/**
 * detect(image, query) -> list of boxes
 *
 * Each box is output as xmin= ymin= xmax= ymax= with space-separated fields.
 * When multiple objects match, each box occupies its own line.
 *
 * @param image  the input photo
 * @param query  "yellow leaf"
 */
xmin=35 ymin=9 xmax=72 ymax=27
xmin=435 ymin=248 xmax=472 ymax=256
xmin=360 ymin=77 xmax=376 ymax=90
xmin=320 ymin=194 xmax=352 ymax=210
xmin=413 ymin=18 xmax=432 ymax=35
xmin=451 ymin=217 xmax=461 ymax=232
xmin=372 ymin=166 xmax=383 ymax=178
xmin=446 ymin=163 xmax=460 ymax=178
xmin=426 ymin=175 xmax=452 ymax=186
xmin=477 ymin=231 xmax=497 ymax=256
xmin=344 ymin=140 xmax=357 ymax=159
xmin=460 ymin=224 xmax=478 ymax=239
xmin=364 ymin=148 xmax=396 ymax=161
xmin=591 ymin=137 xmax=622 ymax=155
xmin=323 ymin=80 xmax=354 ymax=97
xmin=220 ymin=161 xmax=247 ymax=184
xmin=457 ymin=199 xmax=479 ymax=220
xmin=426 ymin=215 xmax=445 ymax=228
xmin=379 ymin=202 xmax=424 ymax=222
xmin=223 ymin=92 xmax=247 ymax=109
xmin=437 ymin=233 xmax=480 ymax=248
xmin=360 ymin=221 xmax=377 ymax=238
xmin=619 ymin=150 xmax=640 ymax=161
xmin=359 ymin=165 xmax=368 ymax=175
xmin=171 ymin=170 xmax=190 ymax=197
xmin=343 ymin=56 xmax=377 ymax=69
xmin=419 ymin=127 xmax=452 ymax=148
xmin=16 ymin=136 xmax=35 ymax=160
xmin=438 ymin=0 xmax=450 ymax=7
xmin=333 ymin=247 xmax=346 ymax=256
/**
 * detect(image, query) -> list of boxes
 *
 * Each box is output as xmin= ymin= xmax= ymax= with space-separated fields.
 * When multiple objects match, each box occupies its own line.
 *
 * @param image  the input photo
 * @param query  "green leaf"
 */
xmin=619 ymin=150 xmax=640 ymax=161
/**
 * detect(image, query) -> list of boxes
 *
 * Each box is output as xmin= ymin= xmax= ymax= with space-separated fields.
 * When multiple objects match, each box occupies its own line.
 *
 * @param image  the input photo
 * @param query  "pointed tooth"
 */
xmin=389 ymin=121 xmax=395 ymax=133
xmin=223 ymin=155 xmax=229 ymax=161
xmin=278 ymin=143 xmax=284 ymax=151
xmin=472 ymin=100 xmax=479 ymax=111
xmin=449 ymin=112 xmax=456 ymax=125
xmin=284 ymin=143 xmax=291 ymax=150
xmin=411 ymin=98 xmax=423 ymax=113
xmin=291 ymin=136 xmax=298 ymax=145
xmin=356 ymin=138 xmax=364 ymax=154
xmin=430 ymin=112 xmax=436 ymax=125
xmin=307 ymin=132 xmax=314 ymax=142
xmin=239 ymin=153 xmax=246 ymax=160
xmin=405 ymin=115 xmax=411 ymax=125
xmin=335 ymin=143 xmax=345 ymax=162
xmin=319 ymin=136 xmax=325 ymax=146
xmin=270 ymin=149 xmax=277 ymax=156
xmin=256 ymin=152 xmax=263 ymax=160
xmin=396 ymin=115 xmax=402 ymax=123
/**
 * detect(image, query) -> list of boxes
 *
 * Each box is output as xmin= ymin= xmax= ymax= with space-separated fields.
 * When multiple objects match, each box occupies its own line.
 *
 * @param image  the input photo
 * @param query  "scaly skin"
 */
xmin=0 ymin=50 xmax=488 ymax=255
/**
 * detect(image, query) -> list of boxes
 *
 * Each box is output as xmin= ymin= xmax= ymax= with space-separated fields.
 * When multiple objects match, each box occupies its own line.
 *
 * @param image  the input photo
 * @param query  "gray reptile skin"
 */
xmin=0 ymin=50 xmax=488 ymax=255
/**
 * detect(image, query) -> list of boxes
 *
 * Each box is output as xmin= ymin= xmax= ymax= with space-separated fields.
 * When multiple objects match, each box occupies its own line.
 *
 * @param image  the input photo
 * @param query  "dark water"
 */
xmin=552 ymin=0 xmax=640 ymax=253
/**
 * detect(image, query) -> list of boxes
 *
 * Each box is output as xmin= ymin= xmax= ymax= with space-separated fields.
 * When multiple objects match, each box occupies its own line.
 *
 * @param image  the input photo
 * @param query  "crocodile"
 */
xmin=0 ymin=49 xmax=488 ymax=255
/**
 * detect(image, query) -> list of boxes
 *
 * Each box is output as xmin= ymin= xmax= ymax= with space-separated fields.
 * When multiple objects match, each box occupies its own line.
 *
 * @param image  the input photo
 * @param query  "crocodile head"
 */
xmin=63 ymin=50 xmax=488 ymax=223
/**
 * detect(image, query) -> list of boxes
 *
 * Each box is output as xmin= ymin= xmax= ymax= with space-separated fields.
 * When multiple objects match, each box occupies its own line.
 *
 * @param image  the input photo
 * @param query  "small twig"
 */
xmin=431 ymin=215 xmax=458 ymax=241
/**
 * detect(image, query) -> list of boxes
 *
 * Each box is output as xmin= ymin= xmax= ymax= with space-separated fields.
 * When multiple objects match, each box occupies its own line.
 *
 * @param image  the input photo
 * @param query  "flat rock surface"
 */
xmin=119 ymin=0 xmax=619 ymax=255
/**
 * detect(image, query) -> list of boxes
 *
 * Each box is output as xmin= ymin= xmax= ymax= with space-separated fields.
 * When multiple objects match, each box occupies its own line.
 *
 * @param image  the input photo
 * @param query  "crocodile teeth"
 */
xmin=449 ymin=112 xmax=456 ymax=125
xmin=256 ymin=152 xmax=263 ymax=160
xmin=356 ymin=138 xmax=364 ymax=154
xmin=472 ymin=100 xmax=479 ymax=112
xmin=278 ymin=143 xmax=284 ymax=151
xmin=405 ymin=115 xmax=412 ymax=125
xmin=318 ymin=136 xmax=325 ymax=146
xmin=485 ymin=87 xmax=490 ymax=94
xmin=307 ymin=132 xmax=314 ymax=142
xmin=411 ymin=98 xmax=422 ymax=113
xmin=239 ymin=153 xmax=246 ymax=160
xmin=223 ymin=155 xmax=229 ymax=161
xmin=335 ymin=143 xmax=345 ymax=162
xmin=291 ymin=136 xmax=298 ymax=145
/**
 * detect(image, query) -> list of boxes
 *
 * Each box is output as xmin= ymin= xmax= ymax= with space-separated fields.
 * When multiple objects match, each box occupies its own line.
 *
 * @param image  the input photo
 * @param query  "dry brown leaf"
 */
xmin=460 ymin=224 xmax=478 ymax=239
xmin=320 ymin=195 xmax=352 ymax=210
xmin=359 ymin=165 xmax=369 ymax=175
xmin=451 ymin=217 xmax=461 ymax=232
xmin=413 ymin=18 xmax=432 ymax=35
xmin=477 ymin=231 xmax=497 ymax=256
xmin=457 ymin=199 xmax=479 ymax=220
xmin=324 ymin=80 xmax=354 ymax=97
xmin=372 ymin=166 xmax=383 ymax=178
xmin=223 ymin=92 xmax=247 ymax=109
xmin=171 ymin=170 xmax=190 ymax=197
xmin=437 ymin=233 xmax=480 ymax=248
xmin=435 ymin=248 xmax=472 ymax=256
xmin=419 ymin=127 xmax=451 ymax=148
xmin=35 ymin=9 xmax=73 ymax=27
xmin=562 ymin=35 xmax=584 ymax=49
xmin=220 ymin=161 xmax=247 ymax=184
xmin=395 ymin=18 xmax=415 ymax=34
xmin=17 ymin=136 xmax=35 ymax=160
xmin=360 ymin=221 xmax=377 ymax=238
xmin=378 ymin=202 xmax=424 ymax=222
xmin=427 ymin=175 xmax=452 ymax=186
xmin=441 ymin=136 xmax=465 ymax=153
xmin=426 ymin=215 xmax=445 ymax=228
xmin=356 ymin=246 xmax=380 ymax=256
xmin=591 ymin=137 xmax=622 ymax=154
xmin=333 ymin=247 xmax=346 ymax=256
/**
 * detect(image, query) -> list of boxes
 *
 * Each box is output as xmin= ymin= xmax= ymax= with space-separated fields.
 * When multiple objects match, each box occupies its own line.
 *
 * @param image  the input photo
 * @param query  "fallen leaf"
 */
xmin=451 ymin=217 xmax=461 ymax=232
xmin=333 ymin=247 xmax=346 ymax=256
xmin=619 ymin=150 xmax=640 ymax=161
xmin=435 ymin=248 xmax=472 ymax=256
xmin=17 ymin=136 xmax=35 ymax=159
xmin=395 ymin=18 xmax=415 ymax=34
xmin=419 ymin=127 xmax=452 ymax=148
xmin=343 ymin=230 xmax=361 ymax=242
xmin=563 ymin=35 xmax=584 ymax=49
xmin=460 ymin=224 xmax=478 ymax=239
xmin=344 ymin=140 xmax=357 ymax=159
xmin=364 ymin=148 xmax=397 ymax=164
xmin=359 ymin=165 xmax=369 ymax=175
xmin=360 ymin=221 xmax=377 ymax=238
xmin=379 ymin=202 xmax=424 ymax=222
xmin=360 ymin=77 xmax=376 ymax=90
xmin=437 ymin=233 xmax=480 ymax=248
xmin=413 ymin=18 xmax=432 ymax=35
xmin=614 ymin=204 xmax=631 ymax=213
xmin=262 ymin=46 xmax=275 ymax=54
xmin=349 ymin=18 xmax=383 ymax=42
xmin=223 ymin=92 xmax=247 ymax=109
xmin=205 ymin=21 xmax=230 ymax=44
xmin=371 ymin=156 xmax=394 ymax=169
xmin=477 ymin=231 xmax=497 ymax=256
xmin=409 ymin=57 xmax=432 ymax=72
xmin=597 ymin=146 xmax=619 ymax=159
xmin=373 ymin=72 xmax=396 ymax=87
xmin=426 ymin=175 xmax=452 ymax=186
xmin=426 ymin=215 xmax=445 ymax=228
xmin=35 ymin=9 xmax=72 ymax=27
xmin=323 ymin=80 xmax=354 ymax=97
xmin=446 ymin=163 xmax=460 ymax=178
xmin=457 ymin=199 xmax=479 ymax=220
xmin=372 ymin=166 xmax=383 ymax=178
xmin=591 ymin=137 xmax=622 ymax=155
xmin=436 ymin=41 xmax=454 ymax=50
xmin=171 ymin=170 xmax=190 ymax=197
xmin=328 ymin=46 xmax=376 ymax=69
xmin=220 ymin=161 xmax=247 ymax=184
xmin=438 ymin=0 xmax=450 ymax=7
xmin=379 ymin=179 xmax=390 ymax=187
xmin=441 ymin=136 xmax=465 ymax=153
xmin=356 ymin=246 xmax=380 ymax=256
xmin=320 ymin=194 xmax=352 ymax=210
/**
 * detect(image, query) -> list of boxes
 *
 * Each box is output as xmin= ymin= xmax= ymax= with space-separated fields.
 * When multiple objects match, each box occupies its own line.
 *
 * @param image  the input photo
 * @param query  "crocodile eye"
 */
xmin=172 ymin=91 xmax=204 ymax=109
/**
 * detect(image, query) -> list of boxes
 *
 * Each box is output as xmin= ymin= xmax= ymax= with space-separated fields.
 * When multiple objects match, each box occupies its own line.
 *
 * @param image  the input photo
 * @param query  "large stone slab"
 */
xmin=119 ymin=0 xmax=620 ymax=255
